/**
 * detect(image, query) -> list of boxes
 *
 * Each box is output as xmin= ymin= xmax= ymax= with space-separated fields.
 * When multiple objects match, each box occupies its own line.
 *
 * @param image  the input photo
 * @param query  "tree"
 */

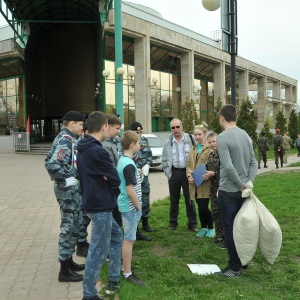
xmin=287 ymin=107 xmax=298 ymax=142
xmin=181 ymin=97 xmax=197 ymax=134
xmin=261 ymin=119 xmax=273 ymax=146
xmin=237 ymin=98 xmax=257 ymax=145
xmin=275 ymin=107 xmax=287 ymax=133
xmin=210 ymin=97 xmax=223 ymax=134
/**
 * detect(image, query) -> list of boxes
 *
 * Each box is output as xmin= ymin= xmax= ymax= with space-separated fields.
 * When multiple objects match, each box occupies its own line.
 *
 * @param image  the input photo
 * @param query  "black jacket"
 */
xmin=77 ymin=134 xmax=121 ymax=213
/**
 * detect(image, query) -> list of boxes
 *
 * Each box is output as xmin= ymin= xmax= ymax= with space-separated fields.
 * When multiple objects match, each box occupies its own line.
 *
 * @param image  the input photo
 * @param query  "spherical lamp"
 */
xmin=202 ymin=0 xmax=220 ymax=11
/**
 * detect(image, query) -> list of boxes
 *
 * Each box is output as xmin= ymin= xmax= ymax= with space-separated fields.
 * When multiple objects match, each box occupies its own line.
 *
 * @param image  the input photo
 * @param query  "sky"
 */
xmin=0 ymin=0 xmax=299 ymax=100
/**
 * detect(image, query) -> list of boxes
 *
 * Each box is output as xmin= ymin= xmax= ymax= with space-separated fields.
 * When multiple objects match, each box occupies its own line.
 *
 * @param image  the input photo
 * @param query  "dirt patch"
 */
xmin=152 ymin=245 xmax=171 ymax=257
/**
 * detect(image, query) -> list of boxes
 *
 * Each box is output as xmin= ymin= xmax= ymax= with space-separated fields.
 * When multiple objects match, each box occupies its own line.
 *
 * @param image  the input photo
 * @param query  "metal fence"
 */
xmin=13 ymin=132 xmax=30 ymax=151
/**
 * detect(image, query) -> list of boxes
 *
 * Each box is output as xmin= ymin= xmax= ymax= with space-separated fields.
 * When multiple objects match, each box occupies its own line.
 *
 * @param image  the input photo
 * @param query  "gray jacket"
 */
xmin=102 ymin=137 xmax=119 ymax=167
xmin=161 ymin=132 xmax=194 ymax=180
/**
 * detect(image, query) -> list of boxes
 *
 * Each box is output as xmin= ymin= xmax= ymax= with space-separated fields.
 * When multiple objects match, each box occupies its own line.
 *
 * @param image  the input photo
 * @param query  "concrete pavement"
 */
xmin=0 ymin=153 xmax=299 ymax=299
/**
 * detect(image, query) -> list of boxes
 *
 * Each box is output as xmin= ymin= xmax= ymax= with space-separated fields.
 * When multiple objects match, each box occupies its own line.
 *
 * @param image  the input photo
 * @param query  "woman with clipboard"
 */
xmin=186 ymin=123 xmax=214 ymax=238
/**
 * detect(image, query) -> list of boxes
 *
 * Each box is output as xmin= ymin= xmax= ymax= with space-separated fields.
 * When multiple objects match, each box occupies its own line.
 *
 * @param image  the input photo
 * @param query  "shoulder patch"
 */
xmin=57 ymin=149 xmax=66 ymax=161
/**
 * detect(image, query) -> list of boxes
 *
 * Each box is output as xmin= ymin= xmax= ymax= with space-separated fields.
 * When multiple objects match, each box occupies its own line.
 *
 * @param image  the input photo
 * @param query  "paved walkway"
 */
xmin=0 ymin=153 xmax=299 ymax=299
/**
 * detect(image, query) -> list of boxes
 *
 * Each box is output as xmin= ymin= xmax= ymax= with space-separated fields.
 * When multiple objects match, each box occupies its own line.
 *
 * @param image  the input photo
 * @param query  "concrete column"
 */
xmin=213 ymin=62 xmax=225 ymax=105
xmin=256 ymin=76 xmax=267 ymax=130
xmin=239 ymin=69 xmax=249 ymax=103
xmin=285 ymin=85 xmax=292 ymax=103
xmin=285 ymin=104 xmax=292 ymax=121
xmin=292 ymin=86 xmax=297 ymax=104
xmin=273 ymin=103 xmax=280 ymax=128
xmin=273 ymin=81 xmax=281 ymax=102
xmin=171 ymin=76 xmax=181 ymax=118
xmin=181 ymin=51 xmax=194 ymax=104
xmin=134 ymin=35 xmax=151 ymax=133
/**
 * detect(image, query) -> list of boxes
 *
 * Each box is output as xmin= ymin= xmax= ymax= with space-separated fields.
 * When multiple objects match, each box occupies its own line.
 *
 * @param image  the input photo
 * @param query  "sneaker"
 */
xmin=212 ymin=237 xmax=224 ymax=243
xmin=106 ymin=281 xmax=120 ymax=295
xmin=196 ymin=228 xmax=207 ymax=238
xmin=218 ymin=242 xmax=228 ymax=249
xmin=82 ymin=296 xmax=103 ymax=300
xmin=215 ymin=266 xmax=240 ymax=277
xmin=125 ymin=273 xmax=144 ymax=286
xmin=206 ymin=229 xmax=215 ymax=238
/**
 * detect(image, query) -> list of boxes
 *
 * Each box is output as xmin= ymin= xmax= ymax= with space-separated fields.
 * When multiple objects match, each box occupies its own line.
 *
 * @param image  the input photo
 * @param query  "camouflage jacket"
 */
xmin=282 ymin=136 xmax=292 ymax=150
xmin=45 ymin=128 xmax=79 ymax=184
xmin=273 ymin=134 xmax=283 ymax=148
xmin=205 ymin=150 xmax=220 ymax=191
xmin=257 ymin=136 xmax=269 ymax=151
xmin=135 ymin=136 xmax=153 ymax=168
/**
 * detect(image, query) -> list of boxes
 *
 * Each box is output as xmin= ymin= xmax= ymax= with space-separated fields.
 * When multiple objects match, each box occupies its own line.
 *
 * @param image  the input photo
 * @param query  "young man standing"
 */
xmin=215 ymin=104 xmax=257 ymax=277
xmin=77 ymin=111 xmax=122 ymax=299
xmin=45 ymin=110 xmax=86 ymax=282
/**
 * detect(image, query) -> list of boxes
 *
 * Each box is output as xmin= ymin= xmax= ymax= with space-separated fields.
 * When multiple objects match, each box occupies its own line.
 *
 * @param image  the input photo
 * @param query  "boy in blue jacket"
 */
xmin=77 ymin=111 xmax=122 ymax=300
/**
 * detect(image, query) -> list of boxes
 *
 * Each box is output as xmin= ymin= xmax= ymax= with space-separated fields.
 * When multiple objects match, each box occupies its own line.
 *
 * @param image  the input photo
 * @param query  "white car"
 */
xmin=142 ymin=134 xmax=163 ymax=170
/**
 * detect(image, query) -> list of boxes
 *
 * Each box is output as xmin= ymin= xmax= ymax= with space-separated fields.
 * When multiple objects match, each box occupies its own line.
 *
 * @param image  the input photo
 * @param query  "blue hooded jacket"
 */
xmin=77 ymin=134 xmax=121 ymax=213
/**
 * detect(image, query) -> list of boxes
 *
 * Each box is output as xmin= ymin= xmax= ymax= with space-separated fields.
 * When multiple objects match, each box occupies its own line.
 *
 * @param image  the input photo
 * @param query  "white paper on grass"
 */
xmin=187 ymin=264 xmax=221 ymax=275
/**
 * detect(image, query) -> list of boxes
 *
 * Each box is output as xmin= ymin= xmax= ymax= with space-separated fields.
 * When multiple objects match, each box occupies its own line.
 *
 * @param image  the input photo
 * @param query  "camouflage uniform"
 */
xmin=282 ymin=135 xmax=292 ymax=163
xmin=45 ymin=128 xmax=85 ymax=261
xmin=205 ymin=150 xmax=224 ymax=240
xmin=273 ymin=133 xmax=283 ymax=167
xmin=135 ymin=136 xmax=153 ymax=218
xmin=257 ymin=136 xmax=269 ymax=168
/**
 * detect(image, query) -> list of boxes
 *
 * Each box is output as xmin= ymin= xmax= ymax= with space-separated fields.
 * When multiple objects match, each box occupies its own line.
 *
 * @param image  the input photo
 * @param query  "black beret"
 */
xmin=63 ymin=111 xmax=86 ymax=121
xmin=130 ymin=121 xmax=143 ymax=131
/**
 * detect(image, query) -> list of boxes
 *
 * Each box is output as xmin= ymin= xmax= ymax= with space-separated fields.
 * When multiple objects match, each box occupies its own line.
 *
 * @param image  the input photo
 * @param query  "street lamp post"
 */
xmin=202 ymin=0 xmax=237 ymax=106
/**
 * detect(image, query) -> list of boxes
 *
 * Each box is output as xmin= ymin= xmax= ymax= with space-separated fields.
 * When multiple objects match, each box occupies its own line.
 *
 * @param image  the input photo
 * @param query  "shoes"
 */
xmin=106 ymin=280 xmax=120 ymax=295
xmin=168 ymin=226 xmax=177 ymax=230
xmin=206 ymin=229 xmax=215 ymax=238
xmin=142 ymin=217 xmax=154 ymax=232
xmin=124 ymin=273 xmax=144 ymax=286
xmin=242 ymin=265 xmax=248 ymax=270
xmin=212 ymin=237 xmax=224 ymax=243
xmin=82 ymin=296 xmax=103 ymax=300
xmin=59 ymin=259 xmax=83 ymax=282
xmin=215 ymin=266 xmax=241 ymax=277
xmin=76 ymin=241 xmax=89 ymax=257
xmin=218 ymin=242 xmax=228 ymax=249
xmin=264 ymin=165 xmax=268 ymax=168
xmin=196 ymin=228 xmax=207 ymax=238
xmin=69 ymin=259 xmax=85 ymax=272
xmin=136 ymin=229 xmax=152 ymax=241
xmin=188 ymin=227 xmax=198 ymax=232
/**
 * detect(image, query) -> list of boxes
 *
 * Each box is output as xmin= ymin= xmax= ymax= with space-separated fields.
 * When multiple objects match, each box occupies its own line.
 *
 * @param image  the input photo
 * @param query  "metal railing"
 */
xmin=13 ymin=132 xmax=30 ymax=152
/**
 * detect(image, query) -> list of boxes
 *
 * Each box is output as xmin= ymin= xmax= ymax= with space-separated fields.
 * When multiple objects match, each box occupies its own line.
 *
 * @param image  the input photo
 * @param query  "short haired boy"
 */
xmin=203 ymin=132 xmax=225 ymax=247
xmin=77 ymin=111 xmax=123 ymax=299
xmin=117 ymin=131 xmax=144 ymax=286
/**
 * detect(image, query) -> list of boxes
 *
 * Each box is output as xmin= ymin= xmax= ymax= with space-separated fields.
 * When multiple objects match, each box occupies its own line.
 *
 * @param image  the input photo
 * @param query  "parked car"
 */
xmin=142 ymin=133 xmax=163 ymax=170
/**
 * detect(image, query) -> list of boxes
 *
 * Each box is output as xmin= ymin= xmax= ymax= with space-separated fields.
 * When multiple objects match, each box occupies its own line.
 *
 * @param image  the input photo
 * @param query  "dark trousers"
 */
xmin=218 ymin=190 xmax=245 ymax=271
xmin=196 ymin=198 xmax=213 ymax=229
xmin=168 ymin=168 xmax=197 ymax=228
xmin=141 ymin=175 xmax=151 ymax=218
xmin=274 ymin=147 xmax=283 ymax=166
xmin=297 ymin=146 xmax=300 ymax=156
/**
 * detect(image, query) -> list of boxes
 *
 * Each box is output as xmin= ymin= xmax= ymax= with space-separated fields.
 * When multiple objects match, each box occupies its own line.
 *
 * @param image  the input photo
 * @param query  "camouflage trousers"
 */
xmin=283 ymin=148 xmax=289 ymax=164
xmin=257 ymin=149 xmax=267 ymax=164
xmin=274 ymin=147 xmax=283 ymax=166
xmin=211 ymin=193 xmax=224 ymax=239
xmin=141 ymin=175 xmax=151 ymax=218
xmin=54 ymin=182 xmax=86 ymax=261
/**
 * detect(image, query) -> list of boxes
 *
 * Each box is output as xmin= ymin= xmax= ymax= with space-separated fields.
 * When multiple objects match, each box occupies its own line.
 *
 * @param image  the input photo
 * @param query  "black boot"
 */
xmin=69 ymin=257 xmax=85 ymax=271
xmin=76 ymin=241 xmax=89 ymax=257
xmin=281 ymin=162 xmax=283 ymax=168
xmin=264 ymin=162 xmax=268 ymax=168
xmin=136 ymin=227 xmax=152 ymax=241
xmin=258 ymin=163 xmax=260 ymax=169
xmin=276 ymin=164 xmax=279 ymax=169
xmin=142 ymin=217 xmax=154 ymax=232
xmin=58 ymin=259 xmax=83 ymax=282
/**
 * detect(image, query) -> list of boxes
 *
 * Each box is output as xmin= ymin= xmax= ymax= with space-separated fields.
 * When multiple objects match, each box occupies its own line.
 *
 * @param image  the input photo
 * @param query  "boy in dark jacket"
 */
xmin=77 ymin=111 xmax=122 ymax=299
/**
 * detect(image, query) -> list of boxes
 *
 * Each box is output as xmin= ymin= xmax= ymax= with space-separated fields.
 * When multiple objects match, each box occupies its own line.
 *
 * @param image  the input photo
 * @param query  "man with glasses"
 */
xmin=129 ymin=122 xmax=153 ymax=241
xmin=161 ymin=118 xmax=197 ymax=232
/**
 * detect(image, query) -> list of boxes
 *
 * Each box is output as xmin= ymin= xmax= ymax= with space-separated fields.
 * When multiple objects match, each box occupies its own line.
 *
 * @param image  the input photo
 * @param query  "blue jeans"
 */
xmin=83 ymin=212 xmax=122 ymax=300
xmin=218 ymin=190 xmax=245 ymax=271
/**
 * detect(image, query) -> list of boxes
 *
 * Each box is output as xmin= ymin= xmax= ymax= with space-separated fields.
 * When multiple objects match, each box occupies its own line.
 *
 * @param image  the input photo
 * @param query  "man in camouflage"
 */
xmin=282 ymin=132 xmax=292 ymax=164
xmin=257 ymin=131 xmax=269 ymax=169
xmin=130 ymin=121 xmax=153 ymax=241
xmin=273 ymin=128 xmax=283 ymax=169
xmin=204 ymin=132 xmax=225 ymax=247
xmin=45 ymin=111 xmax=86 ymax=282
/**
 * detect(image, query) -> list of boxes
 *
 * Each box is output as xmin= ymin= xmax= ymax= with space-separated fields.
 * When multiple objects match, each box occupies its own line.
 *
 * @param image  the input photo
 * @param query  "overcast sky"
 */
xmin=1 ymin=0 xmax=299 ymax=100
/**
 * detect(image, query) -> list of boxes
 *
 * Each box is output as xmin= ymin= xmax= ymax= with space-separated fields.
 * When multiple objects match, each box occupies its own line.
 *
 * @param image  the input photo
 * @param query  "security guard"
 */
xmin=45 ymin=111 xmax=86 ymax=282
xmin=130 ymin=121 xmax=153 ymax=241
xmin=257 ymin=131 xmax=269 ymax=169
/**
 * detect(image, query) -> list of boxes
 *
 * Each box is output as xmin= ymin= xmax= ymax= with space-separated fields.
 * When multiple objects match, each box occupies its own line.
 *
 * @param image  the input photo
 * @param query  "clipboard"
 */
xmin=191 ymin=163 xmax=207 ymax=187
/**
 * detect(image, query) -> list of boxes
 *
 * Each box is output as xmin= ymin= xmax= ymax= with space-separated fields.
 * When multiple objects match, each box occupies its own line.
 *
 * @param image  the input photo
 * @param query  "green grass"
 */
xmin=288 ymin=162 xmax=300 ymax=167
xmin=100 ymin=171 xmax=300 ymax=300
xmin=255 ymin=147 xmax=297 ymax=160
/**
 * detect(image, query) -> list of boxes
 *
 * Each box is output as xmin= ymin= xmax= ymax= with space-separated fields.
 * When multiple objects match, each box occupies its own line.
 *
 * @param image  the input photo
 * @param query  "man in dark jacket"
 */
xmin=77 ymin=111 xmax=122 ymax=299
